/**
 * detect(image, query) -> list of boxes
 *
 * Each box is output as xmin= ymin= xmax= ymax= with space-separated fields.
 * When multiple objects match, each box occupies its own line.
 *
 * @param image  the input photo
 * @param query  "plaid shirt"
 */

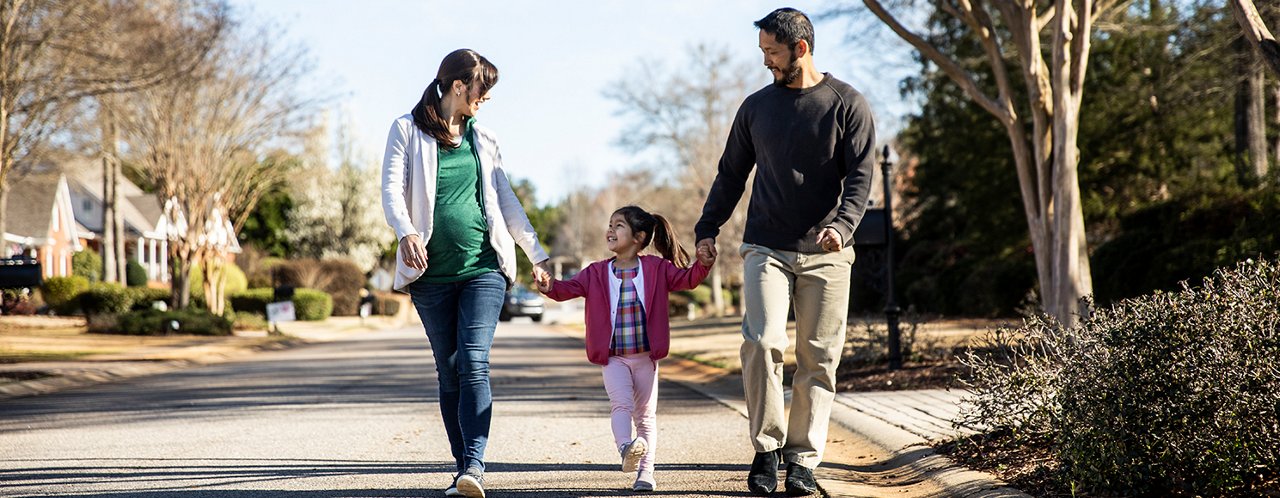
xmin=610 ymin=266 xmax=649 ymax=355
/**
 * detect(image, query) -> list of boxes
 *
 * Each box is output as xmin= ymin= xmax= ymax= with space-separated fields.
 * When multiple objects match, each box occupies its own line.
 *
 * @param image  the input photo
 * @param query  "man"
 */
xmin=694 ymin=8 xmax=876 ymax=497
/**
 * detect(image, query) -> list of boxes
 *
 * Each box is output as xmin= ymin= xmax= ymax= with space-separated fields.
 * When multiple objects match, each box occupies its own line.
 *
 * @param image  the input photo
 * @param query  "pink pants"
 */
xmin=602 ymin=352 xmax=658 ymax=473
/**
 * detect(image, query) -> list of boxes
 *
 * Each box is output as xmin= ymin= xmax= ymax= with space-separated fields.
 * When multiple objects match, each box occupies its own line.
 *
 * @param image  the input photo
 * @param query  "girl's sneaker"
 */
xmin=619 ymin=437 xmax=648 ymax=473
xmin=633 ymin=470 xmax=656 ymax=492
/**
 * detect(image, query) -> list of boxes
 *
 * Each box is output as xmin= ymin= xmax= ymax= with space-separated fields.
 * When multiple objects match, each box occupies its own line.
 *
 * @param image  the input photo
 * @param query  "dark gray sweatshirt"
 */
xmin=695 ymin=73 xmax=877 ymax=254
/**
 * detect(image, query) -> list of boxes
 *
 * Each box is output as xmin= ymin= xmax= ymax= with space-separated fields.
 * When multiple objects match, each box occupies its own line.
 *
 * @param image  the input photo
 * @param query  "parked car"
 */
xmin=500 ymin=284 xmax=544 ymax=322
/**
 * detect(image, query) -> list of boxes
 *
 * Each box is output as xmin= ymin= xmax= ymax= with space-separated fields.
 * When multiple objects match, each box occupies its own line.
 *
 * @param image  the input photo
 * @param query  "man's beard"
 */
xmin=771 ymin=51 xmax=802 ymax=86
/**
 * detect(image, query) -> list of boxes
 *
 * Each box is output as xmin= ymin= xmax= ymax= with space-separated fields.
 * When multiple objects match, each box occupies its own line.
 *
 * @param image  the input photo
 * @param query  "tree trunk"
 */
xmin=101 ymin=160 xmax=115 ymax=282
xmin=0 ymin=180 xmax=8 ymax=259
xmin=1248 ymin=59 xmax=1269 ymax=180
xmin=203 ymin=257 xmax=224 ymax=316
xmin=1236 ymin=42 xmax=1269 ymax=184
xmin=170 ymin=250 xmax=191 ymax=309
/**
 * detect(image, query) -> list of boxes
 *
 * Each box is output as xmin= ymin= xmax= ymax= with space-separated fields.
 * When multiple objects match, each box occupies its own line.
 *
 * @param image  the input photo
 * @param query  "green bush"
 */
xmin=127 ymin=287 xmax=170 ymax=311
xmin=293 ymin=288 xmax=332 ymax=321
xmin=189 ymin=261 xmax=249 ymax=297
xmin=78 ymin=282 xmax=133 ymax=316
xmin=229 ymin=288 xmax=273 ymax=315
xmin=229 ymin=287 xmax=331 ymax=321
xmin=114 ymin=308 xmax=232 ymax=336
xmin=71 ymin=249 xmax=102 ymax=282
xmin=40 ymin=275 xmax=89 ymax=313
xmin=231 ymin=311 xmax=268 ymax=331
xmin=962 ymin=256 xmax=1280 ymax=495
xmin=126 ymin=260 xmax=148 ymax=286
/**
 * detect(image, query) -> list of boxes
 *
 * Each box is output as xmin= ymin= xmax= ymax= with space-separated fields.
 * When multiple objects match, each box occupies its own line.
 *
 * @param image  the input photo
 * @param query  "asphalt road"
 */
xmin=0 ymin=320 xmax=759 ymax=497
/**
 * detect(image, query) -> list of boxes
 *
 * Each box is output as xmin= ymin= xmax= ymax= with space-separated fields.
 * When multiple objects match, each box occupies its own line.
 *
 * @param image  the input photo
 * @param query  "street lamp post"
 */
xmin=881 ymin=145 xmax=903 ymax=370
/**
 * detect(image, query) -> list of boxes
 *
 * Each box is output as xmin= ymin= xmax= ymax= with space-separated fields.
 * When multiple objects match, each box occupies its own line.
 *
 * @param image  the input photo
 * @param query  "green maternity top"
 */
xmin=421 ymin=118 xmax=499 ymax=284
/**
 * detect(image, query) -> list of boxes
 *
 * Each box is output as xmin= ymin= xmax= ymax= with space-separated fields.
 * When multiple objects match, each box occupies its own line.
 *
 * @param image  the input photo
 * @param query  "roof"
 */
xmin=62 ymin=158 xmax=164 ymax=236
xmin=4 ymin=173 xmax=61 ymax=238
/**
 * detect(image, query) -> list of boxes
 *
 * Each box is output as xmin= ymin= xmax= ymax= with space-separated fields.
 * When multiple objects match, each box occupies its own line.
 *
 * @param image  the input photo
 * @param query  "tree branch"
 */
xmin=862 ymin=0 xmax=1012 ymax=124
xmin=1232 ymin=0 xmax=1280 ymax=77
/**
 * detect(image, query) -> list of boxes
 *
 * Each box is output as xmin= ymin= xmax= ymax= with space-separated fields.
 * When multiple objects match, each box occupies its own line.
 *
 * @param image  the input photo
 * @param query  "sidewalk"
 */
xmin=0 ymin=315 xmax=404 ymax=400
xmin=547 ymin=302 xmax=1026 ymax=498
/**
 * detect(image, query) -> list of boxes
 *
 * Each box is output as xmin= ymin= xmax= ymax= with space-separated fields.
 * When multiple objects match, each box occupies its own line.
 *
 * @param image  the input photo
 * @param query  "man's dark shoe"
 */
xmin=784 ymin=462 xmax=818 ymax=496
xmin=747 ymin=449 xmax=780 ymax=496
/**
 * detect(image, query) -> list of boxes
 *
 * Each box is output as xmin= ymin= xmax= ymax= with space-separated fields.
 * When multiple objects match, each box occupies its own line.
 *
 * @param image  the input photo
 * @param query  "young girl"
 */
xmin=535 ymin=205 xmax=715 ymax=492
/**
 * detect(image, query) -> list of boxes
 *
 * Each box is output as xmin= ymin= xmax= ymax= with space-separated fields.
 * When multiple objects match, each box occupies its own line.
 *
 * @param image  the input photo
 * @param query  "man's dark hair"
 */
xmin=754 ymin=8 xmax=814 ymax=54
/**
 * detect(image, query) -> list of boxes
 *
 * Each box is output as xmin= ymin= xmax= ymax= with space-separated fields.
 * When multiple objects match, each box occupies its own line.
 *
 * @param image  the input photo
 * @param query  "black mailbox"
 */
xmin=273 ymin=285 xmax=295 ymax=302
xmin=0 ymin=258 xmax=42 ymax=289
xmin=852 ymin=208 xmax=887 ymax=247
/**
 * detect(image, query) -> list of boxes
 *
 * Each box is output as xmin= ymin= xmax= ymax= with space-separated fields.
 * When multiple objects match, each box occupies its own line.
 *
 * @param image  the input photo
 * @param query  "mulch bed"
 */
xmin=835 ymin=360 xmax=967 ymax=392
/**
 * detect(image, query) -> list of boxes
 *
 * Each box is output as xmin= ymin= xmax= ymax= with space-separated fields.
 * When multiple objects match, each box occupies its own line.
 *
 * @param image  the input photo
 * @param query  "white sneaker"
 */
xmin=633 ymin=470 xmax=656 ymax=492
xmin=445 ymin=483 xmax=462 ymax=497
xmin=620 ymin=437 xmax=648 ymax=473
xmin=455 ymin=471 xmax=485 ymax=498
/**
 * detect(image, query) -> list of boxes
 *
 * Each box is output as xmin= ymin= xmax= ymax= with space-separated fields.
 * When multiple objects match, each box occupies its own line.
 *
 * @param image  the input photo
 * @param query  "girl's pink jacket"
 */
xmin=543 ymin=255 xmax=711 ymax=366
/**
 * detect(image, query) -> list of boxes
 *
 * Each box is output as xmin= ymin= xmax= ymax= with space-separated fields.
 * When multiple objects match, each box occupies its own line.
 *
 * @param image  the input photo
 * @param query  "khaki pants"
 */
xmin=739 ymin=243 xmax=854 ymax=469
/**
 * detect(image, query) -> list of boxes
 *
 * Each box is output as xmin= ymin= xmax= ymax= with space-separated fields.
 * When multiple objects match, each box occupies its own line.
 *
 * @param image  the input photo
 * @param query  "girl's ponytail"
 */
xmin=614 ymin=206 xmax=691 ymax=267
xmin=651 ymin=213 xmax=691 ymax=268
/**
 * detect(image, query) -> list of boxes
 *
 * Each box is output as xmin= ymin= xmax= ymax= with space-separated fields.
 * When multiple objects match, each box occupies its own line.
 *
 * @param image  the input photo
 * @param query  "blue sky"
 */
xmin=234 ymin=1 xmax=918 ymax=204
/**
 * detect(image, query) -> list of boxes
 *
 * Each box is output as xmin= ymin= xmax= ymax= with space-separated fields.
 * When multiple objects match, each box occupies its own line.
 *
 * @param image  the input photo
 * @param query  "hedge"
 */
xmin=39 ymin=275 xmax=89 ymax=313
xmin=229 ymin=287 xmax=332 ymax=321
xmin=962 ymin=256 xmax=1280 ymax=495
xmin=114 ymin=308 xmax=232 ymax=336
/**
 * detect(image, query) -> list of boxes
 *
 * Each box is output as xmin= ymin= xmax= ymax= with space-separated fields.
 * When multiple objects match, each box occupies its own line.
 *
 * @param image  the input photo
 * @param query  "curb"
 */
xmin=0 ymin=336 xmax=310 ymax=401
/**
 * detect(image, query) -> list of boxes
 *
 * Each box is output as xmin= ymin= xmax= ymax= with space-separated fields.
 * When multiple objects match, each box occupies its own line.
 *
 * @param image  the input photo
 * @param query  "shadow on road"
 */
xmin=1 ymin=458 xmax=751 ymax=497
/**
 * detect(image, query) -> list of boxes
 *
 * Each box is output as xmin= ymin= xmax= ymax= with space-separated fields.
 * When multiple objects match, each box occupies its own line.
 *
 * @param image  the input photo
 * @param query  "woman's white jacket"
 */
xmin=381 ymin=114 xmax=549 ymax=293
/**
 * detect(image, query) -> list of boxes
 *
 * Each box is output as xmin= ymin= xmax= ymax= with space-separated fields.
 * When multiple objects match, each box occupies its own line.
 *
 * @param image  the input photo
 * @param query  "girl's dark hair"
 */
xmin=411 ymin=49 xmax=499 ymax=149
xmin=613 ymin=205 xmax=690 ymax=268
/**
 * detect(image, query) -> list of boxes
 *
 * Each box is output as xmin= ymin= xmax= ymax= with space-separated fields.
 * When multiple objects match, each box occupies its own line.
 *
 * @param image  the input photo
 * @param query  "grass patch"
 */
xmin=0 ymin=350 xmax=103 ymax=363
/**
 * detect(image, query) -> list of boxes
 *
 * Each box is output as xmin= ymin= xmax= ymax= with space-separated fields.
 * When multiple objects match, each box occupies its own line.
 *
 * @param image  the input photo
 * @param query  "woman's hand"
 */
xmin=532 ymin=260 xmax=553 ymax=293
xmin=400 ymin=234 xmax=428 ymax=270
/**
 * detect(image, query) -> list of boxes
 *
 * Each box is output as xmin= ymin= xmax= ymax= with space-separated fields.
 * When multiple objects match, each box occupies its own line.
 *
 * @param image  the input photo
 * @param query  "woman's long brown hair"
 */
xmin=410 ymin=49 xmax=498 ymax=149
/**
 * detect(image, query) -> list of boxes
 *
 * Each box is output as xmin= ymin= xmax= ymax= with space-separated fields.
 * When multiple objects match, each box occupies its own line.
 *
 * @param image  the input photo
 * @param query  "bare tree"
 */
xmin=828 ymin=0 xmax=1128 ymax=325
xmin=606 ymin=44 xmax=761 ymax=316
xmin=0 ymin=0 xmax=222 ymax=258
xmin=1232 ymin=0 xmax=1280 ymax=77
xmin=122 ymin=15 xmax=312 ymax=311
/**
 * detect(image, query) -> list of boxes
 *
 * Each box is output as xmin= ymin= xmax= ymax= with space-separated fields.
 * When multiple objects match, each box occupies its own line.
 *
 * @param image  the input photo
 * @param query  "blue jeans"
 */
xmin=408 ymin=271 xmax=506 ymax=473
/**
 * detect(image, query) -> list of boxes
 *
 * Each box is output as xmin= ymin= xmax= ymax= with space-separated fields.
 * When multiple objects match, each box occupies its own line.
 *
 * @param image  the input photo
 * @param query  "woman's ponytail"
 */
xmin=651 ymin=213 xmax=691 ymax=268
xmin=411 ymin=78 xmax=452 ymax=146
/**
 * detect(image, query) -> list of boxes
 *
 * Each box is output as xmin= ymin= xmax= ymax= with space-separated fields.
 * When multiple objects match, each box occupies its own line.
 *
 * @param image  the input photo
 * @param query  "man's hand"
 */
xmin=696 ymin=241 xmax=716 ymax=268
xmin=816 ymin=227 xmax=843 ymax=253
xmin=400 ymin=234 xmax=428 ymax=269
xmin=696 ymin=238 xmax=717 ymax=261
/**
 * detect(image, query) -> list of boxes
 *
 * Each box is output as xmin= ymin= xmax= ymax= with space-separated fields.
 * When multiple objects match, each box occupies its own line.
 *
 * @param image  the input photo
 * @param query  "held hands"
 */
xmin=695 ymin=238 xmax=717 ymax=268
xmin=816 ymin=227 xmax=844 ymax=253
xmin=532 ymin=260 xmax=553 ymax=294
xmin=400 ymin=234 xmax=428 ymax=269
